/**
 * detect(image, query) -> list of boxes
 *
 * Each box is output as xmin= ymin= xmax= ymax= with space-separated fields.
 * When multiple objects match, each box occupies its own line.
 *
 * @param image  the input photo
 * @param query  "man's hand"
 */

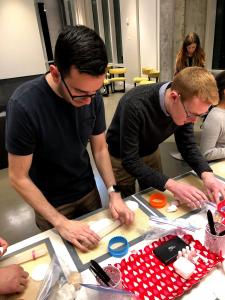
xmin=0 ymin=265 xmax=29 ymax=295
xmin=109 ymin=192 xmax=134 ymax=225
xmin=201 ymin=172 xmax=225 ymax=203
xmin=0 ymin=237 xmax=8 ymax=256
xmin=165 ymin=179 xmax=208 ymax=209
xmin=55 ymin=219 xmax=100 ymax=252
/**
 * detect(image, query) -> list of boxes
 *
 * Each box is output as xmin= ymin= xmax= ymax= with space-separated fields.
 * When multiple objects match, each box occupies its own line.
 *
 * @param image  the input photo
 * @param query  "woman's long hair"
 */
xmin=175 ymin=32 xmax=205 ymax=75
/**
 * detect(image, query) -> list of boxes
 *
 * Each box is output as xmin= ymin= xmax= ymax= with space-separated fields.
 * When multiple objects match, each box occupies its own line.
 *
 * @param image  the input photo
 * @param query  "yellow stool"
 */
xmin=133 ymin=76 xmax=148 ymax=86
xmin=139 ymin=80 xmax=155 ymax=85
xmin=109 ymin=67 xmax=127 ymax=93
xmin=102 ymin=78 xmax=111 ymax=96
xmin=142 ymin=67 xmax=160 ymax=82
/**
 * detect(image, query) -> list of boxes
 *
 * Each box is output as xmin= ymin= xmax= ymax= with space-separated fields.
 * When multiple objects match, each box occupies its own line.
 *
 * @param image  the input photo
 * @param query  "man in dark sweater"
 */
xmin=6 ymin=26 xmax=133 ymax=252
xmin=107 ymin=67 xmax=225 ymax=208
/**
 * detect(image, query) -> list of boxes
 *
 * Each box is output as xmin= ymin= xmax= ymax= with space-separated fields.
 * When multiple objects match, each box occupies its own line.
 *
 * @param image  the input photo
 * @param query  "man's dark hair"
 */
xmin=54 ymin=25 xmax=108 ymax=77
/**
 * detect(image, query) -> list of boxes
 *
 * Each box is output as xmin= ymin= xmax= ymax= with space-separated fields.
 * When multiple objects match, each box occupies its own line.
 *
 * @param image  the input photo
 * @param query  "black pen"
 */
xmin=89 ymin=260 xmax=113 ymax=286
xmin=90 ymin=260 xmax=111 ymax=282
xmin=207 ymin=210 xmax=217 ymax=235
xmin=89 ymin=265 xmax=110 ymax=286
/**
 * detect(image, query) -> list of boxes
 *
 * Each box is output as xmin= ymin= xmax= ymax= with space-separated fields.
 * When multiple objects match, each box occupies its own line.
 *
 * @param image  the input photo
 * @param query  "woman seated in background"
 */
xmin=175 ymin=32 xmax=205 ymax=75
xmin=200 ymin=71 xmax=225 ymax=161
xmin=170 ymin=32 xmax=206 ymax=161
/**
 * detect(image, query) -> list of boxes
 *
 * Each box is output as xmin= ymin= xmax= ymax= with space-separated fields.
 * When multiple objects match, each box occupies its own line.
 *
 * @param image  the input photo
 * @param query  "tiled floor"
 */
xmin=0 ymin=90 xmax=200 ymax=246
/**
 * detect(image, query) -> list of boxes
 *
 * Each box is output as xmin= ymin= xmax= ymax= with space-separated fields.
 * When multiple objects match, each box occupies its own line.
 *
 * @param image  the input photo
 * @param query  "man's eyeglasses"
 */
xmin=61 ymin=76 xmax=99 ymax=101
xmin=179 ymin=96 xmax=209 ymax=119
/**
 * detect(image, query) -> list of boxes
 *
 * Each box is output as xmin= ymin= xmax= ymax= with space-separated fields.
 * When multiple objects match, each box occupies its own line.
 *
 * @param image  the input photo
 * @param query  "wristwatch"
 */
xmin=107 ymin=185 xmax=121 ymax=194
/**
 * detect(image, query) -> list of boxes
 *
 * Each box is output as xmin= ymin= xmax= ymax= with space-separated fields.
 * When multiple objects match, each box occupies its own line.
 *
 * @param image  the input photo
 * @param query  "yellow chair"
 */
xmin=142 ymin=67 xmax=160 ymax=82
xmin=133 ymin=76 xmax=148 ymax=86
xmin=139 ymin=80 xmax=155 ymax=85
xmin=102 ymin=78 xmax=111 ymax=96
xmin=108 ymin=67 xmax=127 ymax=93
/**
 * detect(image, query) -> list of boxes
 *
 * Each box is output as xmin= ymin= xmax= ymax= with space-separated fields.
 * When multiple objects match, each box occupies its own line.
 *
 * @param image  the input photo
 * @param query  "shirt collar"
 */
xmin=159 ymin=82 xmax=171 ymax=116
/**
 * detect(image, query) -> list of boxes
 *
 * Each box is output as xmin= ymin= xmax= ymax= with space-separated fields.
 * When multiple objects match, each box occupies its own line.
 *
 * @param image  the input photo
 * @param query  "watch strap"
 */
xmin=107 ymin=186 xmax=116 ymax=194
xmin=107 ymin=185 xmax=120 ymax=194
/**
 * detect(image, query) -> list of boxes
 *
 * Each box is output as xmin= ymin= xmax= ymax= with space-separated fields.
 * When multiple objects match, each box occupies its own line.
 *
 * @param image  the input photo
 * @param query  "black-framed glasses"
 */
xmin=179 ymin=95 xmax=209 ymax=119
xmin=61 ymin=76 xmax=98 ymax=101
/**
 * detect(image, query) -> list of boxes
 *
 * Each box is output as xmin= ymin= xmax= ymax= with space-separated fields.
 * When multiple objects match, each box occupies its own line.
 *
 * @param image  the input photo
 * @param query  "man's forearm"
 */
xmin=92 ymin=147 xmax=116 ymax=188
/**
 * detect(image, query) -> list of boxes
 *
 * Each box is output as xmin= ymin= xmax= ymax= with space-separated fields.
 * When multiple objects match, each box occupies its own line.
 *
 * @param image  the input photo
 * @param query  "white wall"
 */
xmin=120 ymin=0 xmax=140 ymax=84
xmin=0 ymin=0 xmax=46 ymax=79
xmin=139 ymin=0 xmax=159 ymax=70
xmin=120 ymin=0 xmax=160 ymax=84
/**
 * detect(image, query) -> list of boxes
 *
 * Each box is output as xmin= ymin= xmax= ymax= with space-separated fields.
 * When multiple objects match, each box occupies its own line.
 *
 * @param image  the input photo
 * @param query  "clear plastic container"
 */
xmin=86 ymin=265 xmax=136 ymax=300
xmin=204 ymin=222 xmax=225 ymax=256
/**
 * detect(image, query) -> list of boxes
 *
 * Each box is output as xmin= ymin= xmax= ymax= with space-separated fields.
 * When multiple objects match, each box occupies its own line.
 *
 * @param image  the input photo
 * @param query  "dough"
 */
xmin=126 ymin=200 xmax=139 ymax=211
xmin=68 ymin=271 xmax=82 ymax=290
xmin=167 ymin=204 xmax=178 ymax=213
xmin=31 ymin=263 xmax=49 ymax=281
xmin=89 ymin=218 xmax=114 ymax=233
xmin=56 ymin=283 xmax=76 ymax=300
xmin=88 ymin=201 xmax=138 ymax=233
xmin=88 ymin=200 xmax=139 ymax=238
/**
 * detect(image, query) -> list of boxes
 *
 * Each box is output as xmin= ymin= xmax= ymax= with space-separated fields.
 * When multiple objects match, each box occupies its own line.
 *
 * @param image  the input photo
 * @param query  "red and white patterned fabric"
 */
xmin=115 ymin=234 xmax=224 ymax=300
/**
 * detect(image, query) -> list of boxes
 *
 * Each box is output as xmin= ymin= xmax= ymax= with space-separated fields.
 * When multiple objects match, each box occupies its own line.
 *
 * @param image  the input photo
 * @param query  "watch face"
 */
xmin=113 ymin=185 xmax=121 ymax=192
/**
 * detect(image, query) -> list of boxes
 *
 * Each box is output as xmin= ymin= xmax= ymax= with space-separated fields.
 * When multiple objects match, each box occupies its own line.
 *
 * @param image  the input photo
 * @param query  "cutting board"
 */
xmin=0 ymin=243 xmax=51 ymax=300
xmin=140 ymin=173 xmax=204 ymax=220
xmin=75 ymin=206 xmax=150 ymax=265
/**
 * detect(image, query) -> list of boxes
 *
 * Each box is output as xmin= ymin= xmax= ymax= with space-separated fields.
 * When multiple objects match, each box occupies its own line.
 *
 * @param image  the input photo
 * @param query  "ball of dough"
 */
xmin=68 ymin=272 xmax=82 ymax=290
xmin=126 ymin=200 xmax=139 ymax=212
xmin=31 ymin=263 xmax=49 ymax=281
xmin=167 ymin=204 xmax=178 ymax=213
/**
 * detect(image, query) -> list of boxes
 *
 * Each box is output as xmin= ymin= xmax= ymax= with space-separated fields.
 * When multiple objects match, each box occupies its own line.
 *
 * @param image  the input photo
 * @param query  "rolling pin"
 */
xmin=0 ymin=247 xmax=48 ymax=267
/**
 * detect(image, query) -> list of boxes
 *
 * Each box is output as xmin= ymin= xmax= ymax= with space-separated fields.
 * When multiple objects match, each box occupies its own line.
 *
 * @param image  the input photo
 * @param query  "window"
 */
xmin=113 ymin=0 xmax=123 ymax=63
xmin=101 ymin=0 xmax=112 ymax=61
xmin=91 ymin=0 xmax=100 ymax=34
xmin=90 ymin=0 xmax=123 ymax=64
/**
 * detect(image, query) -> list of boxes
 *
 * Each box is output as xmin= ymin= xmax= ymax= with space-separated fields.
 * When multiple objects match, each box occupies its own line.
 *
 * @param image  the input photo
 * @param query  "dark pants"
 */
xmin=35 ymin=187 xmax=102 ymax=231
xmin=110 ymin=148 xmax=162 ymax=198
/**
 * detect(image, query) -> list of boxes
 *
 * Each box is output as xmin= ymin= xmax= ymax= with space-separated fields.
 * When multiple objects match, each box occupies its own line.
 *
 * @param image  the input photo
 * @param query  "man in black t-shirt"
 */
xmin=6 ymin=25 xmax=133 ymax=252
xmin=107 ymin=67 xmax=225 ymax=207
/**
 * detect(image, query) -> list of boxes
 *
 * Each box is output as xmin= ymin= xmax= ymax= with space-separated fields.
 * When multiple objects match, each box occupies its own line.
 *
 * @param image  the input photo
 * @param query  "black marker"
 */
xmin=207 ymin=210 xmax=217 ymax=235
xmin=89 ymin=265 xmax=110 ymax=286
xmin=89 ymin=260 xmax=112 ymax=286
xmin=218 ymin=229 xmax=225 ymax=236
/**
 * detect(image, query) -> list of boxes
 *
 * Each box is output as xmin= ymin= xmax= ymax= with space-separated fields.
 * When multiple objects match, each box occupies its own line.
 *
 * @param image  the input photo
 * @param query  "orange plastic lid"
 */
xmin=149 ymin=192 xmax=167 ymax=208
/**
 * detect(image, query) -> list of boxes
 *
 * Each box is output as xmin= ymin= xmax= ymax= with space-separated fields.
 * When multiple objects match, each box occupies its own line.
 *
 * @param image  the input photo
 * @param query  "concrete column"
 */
xmin=185 ymin=0 xmax=207 ymax=48
xmin=160 ymin=0 xmax=208 ymax=81
xmin=173 ymin=0 xmax=185 ymax=71
xmin=160 ymin=0 xmax=175 ymax=81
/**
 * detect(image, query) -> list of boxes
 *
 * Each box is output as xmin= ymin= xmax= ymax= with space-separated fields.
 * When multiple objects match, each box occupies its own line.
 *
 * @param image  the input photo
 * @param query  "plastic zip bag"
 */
xmin=144 ymin=216 xmax=198 ymax=241
xmin=37 ymin=255 xmax=67 ymax=300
